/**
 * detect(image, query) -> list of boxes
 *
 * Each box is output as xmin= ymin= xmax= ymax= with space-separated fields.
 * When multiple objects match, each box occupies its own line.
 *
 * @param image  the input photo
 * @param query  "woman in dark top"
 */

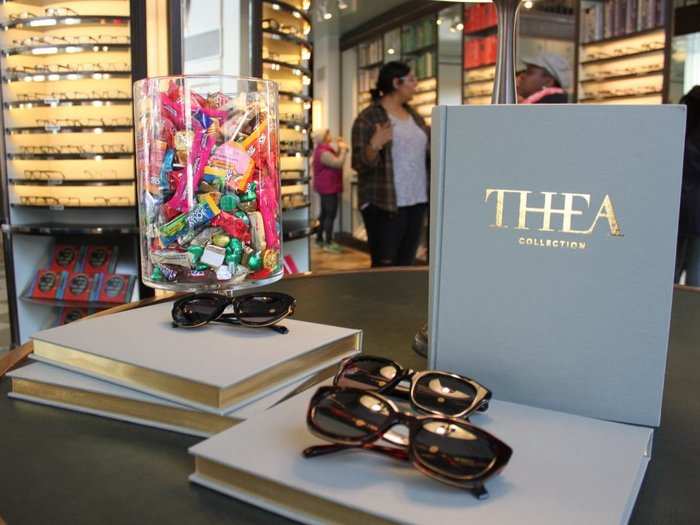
xmin=675 ymin=86 xmax=700 ymax=286
xmin=351 ymin=61 xmax=430 ymax=267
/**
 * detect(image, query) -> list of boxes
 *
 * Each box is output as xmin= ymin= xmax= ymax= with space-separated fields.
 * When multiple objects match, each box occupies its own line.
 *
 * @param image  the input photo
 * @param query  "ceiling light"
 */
xmin=387 ymin=48 xmax=395 ymax=55
xmin=524 ymin=0 xmax=533 ymax=8
xmin=436 ymin=18 xmax=442 ymax=25
xmin=272 ymin=3 xmax=281 ymax=10
xmin=456 ymin=22 xmax=464 ymax=31
xmin=323 ymin=12 xmax=332 ymax=20
xmin=338 ymin=0 xmax=349 ymax=9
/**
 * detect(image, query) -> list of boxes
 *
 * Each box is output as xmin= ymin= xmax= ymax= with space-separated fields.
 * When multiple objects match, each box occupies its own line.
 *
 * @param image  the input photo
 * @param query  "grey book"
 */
xmin=188 ymin=387 xmax=652 ymax=525
xmin=7 ymin=361 xmax=339 ymax=438
xmin=30 ymin=301 xmax=362 ymax=414
xmin=429 ymin=105 xmax=685 ymax=427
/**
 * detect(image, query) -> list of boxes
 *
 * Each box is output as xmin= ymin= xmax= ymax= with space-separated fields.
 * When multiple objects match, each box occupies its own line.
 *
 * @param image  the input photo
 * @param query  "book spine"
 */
xmin=626 ymin=0 xmax=637 ymax=34
xmin=604 ymin=0 xmax=614 ymax=39
xmin=582 ymin=7 xmax=594 ymax=43
xmin=615 ymin=0 xmax=626 ymax=36
xmin=647 ymin=0 xmax=655 ymax=29
xmin=596 ymin=4 xmax=604 ymax=40
xmin=637 ymin=0 xmax=645 ymax=31
xmin=655 ymin=0 xmax=665 ymax=27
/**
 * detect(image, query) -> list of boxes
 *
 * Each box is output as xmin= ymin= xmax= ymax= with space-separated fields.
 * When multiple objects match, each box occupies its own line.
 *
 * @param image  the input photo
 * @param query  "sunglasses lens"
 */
xmin=335 ymin=357 xmax=400 ymax=390
xmin=311 ymin=389 xmax=391 ymax=441
xmin=414 ymin=420 xmax=496 ymax=479
xmin=234 ymin=293 xmax=294 ymax=326
xmin=413 ymin=373 xmax=477 ymax=416
xmin=172 ymin=295 xmax=225 ymax=326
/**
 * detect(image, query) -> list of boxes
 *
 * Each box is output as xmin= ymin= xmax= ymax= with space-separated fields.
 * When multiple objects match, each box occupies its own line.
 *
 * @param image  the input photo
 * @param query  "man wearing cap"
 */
xmin=518 ymin=53 xmax=572 ymax=104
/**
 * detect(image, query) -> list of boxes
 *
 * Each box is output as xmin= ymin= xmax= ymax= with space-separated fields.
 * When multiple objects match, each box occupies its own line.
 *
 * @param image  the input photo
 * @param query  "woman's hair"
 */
xmin=680 ymin=86 xmax=700 ymax=137
xmin=370 ymin=61 xmax=411 ymax=101
xmin=312 ymin=128 xmax=330 ymax=145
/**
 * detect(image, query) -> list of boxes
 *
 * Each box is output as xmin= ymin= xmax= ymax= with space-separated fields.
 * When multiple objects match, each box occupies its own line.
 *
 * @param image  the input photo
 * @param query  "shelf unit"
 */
xmin=575 ymin=0 xmax=669 ymax=104
xmin=0 ymin=0 xmax=169 ymax=345
xmin=355 ymin=15 xmax=438 ymax=125
xmin=259 ymin=0 xmax=313 ymax=273
xmin=463 ymin=5 xmax=577 ymax=104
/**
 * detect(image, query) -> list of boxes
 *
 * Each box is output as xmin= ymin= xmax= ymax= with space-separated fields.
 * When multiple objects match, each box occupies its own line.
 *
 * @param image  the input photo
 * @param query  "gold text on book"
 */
xmin=484 ymin=189 xmax=622 ymax=236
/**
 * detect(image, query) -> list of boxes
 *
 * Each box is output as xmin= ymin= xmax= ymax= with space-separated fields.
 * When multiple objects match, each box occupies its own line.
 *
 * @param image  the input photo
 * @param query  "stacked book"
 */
xmin=186 ymin=387 xmax=653 ymax=524
xmin=7 ymin=301 xmax=361 ymax=437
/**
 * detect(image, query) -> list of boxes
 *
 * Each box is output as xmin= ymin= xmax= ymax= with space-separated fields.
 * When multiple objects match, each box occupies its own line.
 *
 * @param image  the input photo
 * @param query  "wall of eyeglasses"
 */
xmin=576 ymin=0 xmax=669 ymax=104
xmin=0 ymin=0 xmax=142 ymax=343
xmin=2 ymin=2 xmax=135 ymax=213
xmin=261 ymin=0 xmax=314 ymax=273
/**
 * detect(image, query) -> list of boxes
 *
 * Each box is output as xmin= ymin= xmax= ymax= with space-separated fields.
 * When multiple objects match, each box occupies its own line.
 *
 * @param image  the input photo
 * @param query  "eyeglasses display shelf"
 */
xmin=576 ymin=1 xmax=668 ymax=104
xmin=261 ymin=0 xmax=313 ymax=273
xmin=0 ymin=0 xmax=152 ymax=344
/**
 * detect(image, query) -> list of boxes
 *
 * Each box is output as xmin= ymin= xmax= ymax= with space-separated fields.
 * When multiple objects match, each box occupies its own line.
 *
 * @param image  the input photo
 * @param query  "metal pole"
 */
xmin=491 ymin=0 xmax=522 ymax=104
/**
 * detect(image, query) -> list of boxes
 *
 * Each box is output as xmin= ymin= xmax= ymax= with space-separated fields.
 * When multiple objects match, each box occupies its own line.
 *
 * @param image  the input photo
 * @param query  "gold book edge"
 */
xmin=11 ymin=378 xmax=238 ymax=435
xmin=32 ymin=332 xmax=361 ymax=410
xmin=194 ymin=457 xmax=396 ymax=525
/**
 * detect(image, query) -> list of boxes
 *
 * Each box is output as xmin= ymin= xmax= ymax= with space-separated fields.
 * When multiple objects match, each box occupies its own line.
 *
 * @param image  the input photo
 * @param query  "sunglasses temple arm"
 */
xmin=302 ymin=443 xmax=409 ymax=461
xmin=212 ymin=316 xmax=289 ymax=334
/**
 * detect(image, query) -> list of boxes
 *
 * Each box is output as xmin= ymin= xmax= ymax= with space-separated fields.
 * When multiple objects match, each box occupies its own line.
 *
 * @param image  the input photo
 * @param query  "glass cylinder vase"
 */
xmin=134 ymin=75 xmax=282 ymax=292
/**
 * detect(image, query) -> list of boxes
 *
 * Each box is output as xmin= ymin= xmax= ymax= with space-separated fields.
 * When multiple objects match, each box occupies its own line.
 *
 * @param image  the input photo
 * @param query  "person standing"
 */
xmin=351 ymin=61 xmax=429 ymax=267
xmin=312 ymin=128 xmax=348 ymax=253
xmin=518 ymin=53 xmax=571 ymax=104
xmin=675 ymin=86 xmax=700 ymax=285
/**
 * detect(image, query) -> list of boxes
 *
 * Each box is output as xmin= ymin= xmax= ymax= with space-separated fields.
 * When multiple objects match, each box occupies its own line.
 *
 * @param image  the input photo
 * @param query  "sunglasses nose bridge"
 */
xmin=396 ymin=411 xmax=415 ymax=426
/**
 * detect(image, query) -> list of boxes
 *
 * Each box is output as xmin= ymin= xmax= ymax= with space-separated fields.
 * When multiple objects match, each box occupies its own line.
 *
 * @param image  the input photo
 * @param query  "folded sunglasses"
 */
xmin=171 ymin=292 xmax=295 ymax=334
xmin=303 ymin=386 xmax=512 ymax=499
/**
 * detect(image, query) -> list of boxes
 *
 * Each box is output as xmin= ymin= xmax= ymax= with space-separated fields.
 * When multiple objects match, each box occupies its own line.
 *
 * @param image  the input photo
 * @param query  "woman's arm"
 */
xmin=351 ymin=116 xmax=380 ymax=172
xmin=319 ymin=149 xmax=347 ymax=169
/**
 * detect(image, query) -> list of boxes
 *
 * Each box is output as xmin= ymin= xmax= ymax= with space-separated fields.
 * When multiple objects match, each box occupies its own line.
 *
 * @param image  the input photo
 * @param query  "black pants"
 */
xmin=361 ymin=203 xmax=427 ymax=267
xmin=317 ymin=193 xmax=339 ymax=244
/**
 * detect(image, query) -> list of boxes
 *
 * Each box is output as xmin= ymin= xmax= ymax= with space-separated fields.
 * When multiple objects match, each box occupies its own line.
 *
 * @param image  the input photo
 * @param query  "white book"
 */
xmin=31 ymin=301 xmax=362 ymax=414
xmin=7 ymin=361 xmax=336 ymax=438
xmin=189 ymin=388 xmax=652 ymax=525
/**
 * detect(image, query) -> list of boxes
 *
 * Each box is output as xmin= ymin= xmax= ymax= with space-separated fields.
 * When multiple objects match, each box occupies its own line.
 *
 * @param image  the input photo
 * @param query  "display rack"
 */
xmin=0 ymin=0 xmax=165 ymax=345
xmin=576 ymin=0 xmax=669 ymax=104
xmin=463 ymin=4 xmax=577 ymax=104
xmin=259 ymin=0 xmax=314 ymax=273
xmin=462 ymin=4 xmax=497 ymax=105
xmin=355 ymin=14 xmax=438 ymax=125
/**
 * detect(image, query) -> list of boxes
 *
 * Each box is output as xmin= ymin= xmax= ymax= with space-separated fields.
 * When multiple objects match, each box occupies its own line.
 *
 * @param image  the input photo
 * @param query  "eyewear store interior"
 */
xmin=0 ymin=1 xmax=700 ymax=525
xmin=0 ymin=0 xmax=698 ymax=346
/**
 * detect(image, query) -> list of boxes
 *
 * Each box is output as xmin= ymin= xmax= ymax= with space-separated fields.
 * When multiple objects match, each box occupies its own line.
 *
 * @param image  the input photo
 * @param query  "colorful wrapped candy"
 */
xmin=134 ymin=76 xmax=284 ymax=290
